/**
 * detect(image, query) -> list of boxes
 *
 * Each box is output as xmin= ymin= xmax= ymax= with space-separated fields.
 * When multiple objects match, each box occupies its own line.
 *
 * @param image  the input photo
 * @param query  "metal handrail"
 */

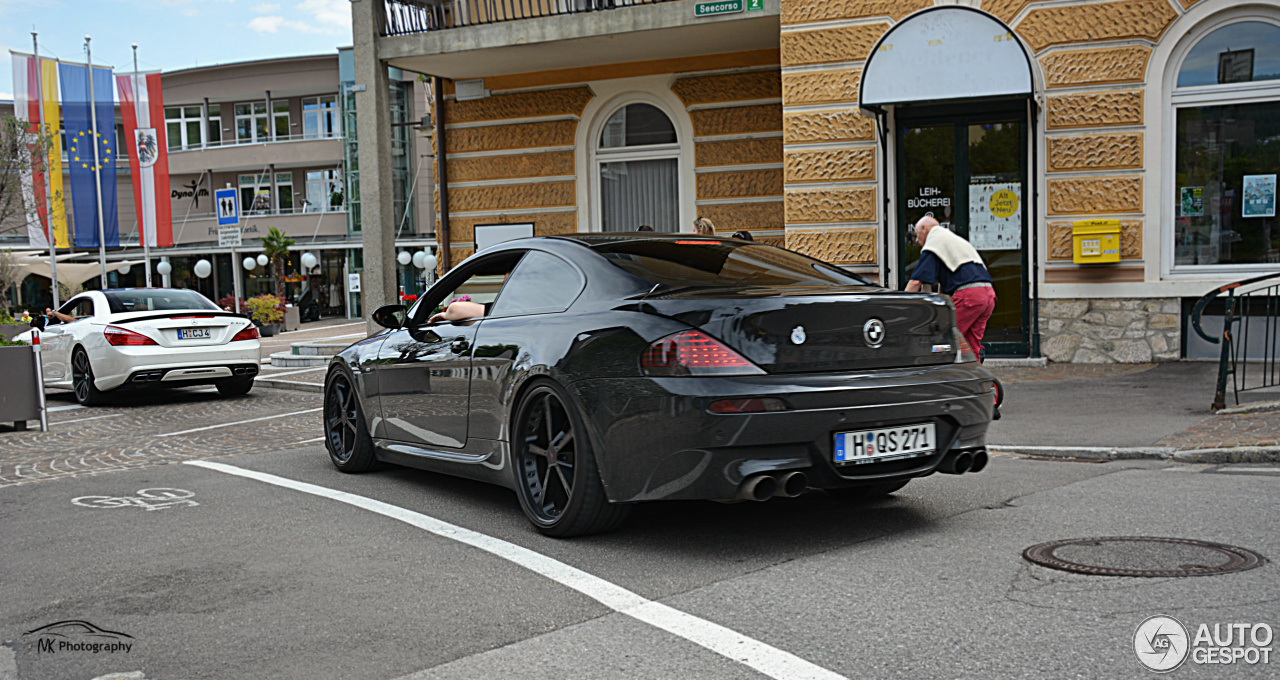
xmin=1191 ymin=270 xmax=1280 ymax=409
xmin=382 ymin=0 xmax=678 ymax=36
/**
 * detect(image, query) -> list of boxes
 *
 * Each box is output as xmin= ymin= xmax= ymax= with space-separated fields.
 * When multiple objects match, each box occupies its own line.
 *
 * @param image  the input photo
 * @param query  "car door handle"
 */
xmin=450 ymin=339 xmax=470 ymax=354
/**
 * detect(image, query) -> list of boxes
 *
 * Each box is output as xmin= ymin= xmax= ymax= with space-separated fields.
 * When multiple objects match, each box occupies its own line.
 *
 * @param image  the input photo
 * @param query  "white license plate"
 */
xmin=177 ymin=328 xmax=211 ymax=340
xmin=834 ymin=423 xmax=936 ymax=464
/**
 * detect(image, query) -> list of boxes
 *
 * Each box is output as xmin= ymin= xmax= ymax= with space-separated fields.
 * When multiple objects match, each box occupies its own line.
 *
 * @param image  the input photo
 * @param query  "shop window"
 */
xmin=1173 ymin=21 xmax=1280 ymax=268
xmin=595 ymin=103 xmax=680 ymax=233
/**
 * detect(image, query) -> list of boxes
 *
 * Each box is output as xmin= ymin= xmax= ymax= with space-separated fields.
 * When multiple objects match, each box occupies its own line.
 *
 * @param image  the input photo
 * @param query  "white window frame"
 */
xmin=589 ymin=97 xmax=682 ymax=234
xmin=235 ymin=102 xmax=269 ymax=144
xmin=302 ymin=95 xmax=341 ymax=139
xmin=164 ymin=105 xmax=204 ymax=150
xmin=305 ymin=169 xmax=344 ymax=213
xmin=1164 ymin=12 xmax=1280 ymax=277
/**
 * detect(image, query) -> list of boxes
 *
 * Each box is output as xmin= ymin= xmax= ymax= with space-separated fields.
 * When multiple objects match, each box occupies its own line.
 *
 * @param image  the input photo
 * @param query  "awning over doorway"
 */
xmin=859 ymin=7 xmax=1033 ymax=109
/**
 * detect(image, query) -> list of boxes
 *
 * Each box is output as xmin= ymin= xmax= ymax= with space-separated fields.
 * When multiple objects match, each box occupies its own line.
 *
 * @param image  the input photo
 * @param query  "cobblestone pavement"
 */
xmin=0 ymin=386 xmax=324 ymax=488
xmin=1158 ymin=411 xmax=1280 ymax=450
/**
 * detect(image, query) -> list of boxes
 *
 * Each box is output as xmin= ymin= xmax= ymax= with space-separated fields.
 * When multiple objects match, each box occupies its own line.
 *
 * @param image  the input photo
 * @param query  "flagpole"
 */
xmin=85 ymin=35 xmax=108 ymax=290
xmin=131 ymin=43 xmax=151 ymax=287
xmin=33 ymin=31 xmax=60 ymax=309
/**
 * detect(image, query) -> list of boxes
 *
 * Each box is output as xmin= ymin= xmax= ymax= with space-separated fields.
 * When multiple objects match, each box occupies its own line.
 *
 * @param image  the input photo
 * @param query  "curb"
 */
xmin=254 ymin=378 xmax=324 ymax=394
xmin=990 ymin=444 xmax=1280 ymax=464
xmin=1216 ymin=399 xmax=1280 ymax=415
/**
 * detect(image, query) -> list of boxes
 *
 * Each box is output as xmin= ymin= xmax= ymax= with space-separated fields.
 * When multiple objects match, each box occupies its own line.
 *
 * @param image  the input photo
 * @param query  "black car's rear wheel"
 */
xmin=324 ymin=370 xmax=378 ymax=472
xmin=71 ymin=348 xmax=107 ymax=406
xmin=512 ymin=381 xmax=629 ymax=537
xmin=828 ymin=479 xmax=909 ymax=501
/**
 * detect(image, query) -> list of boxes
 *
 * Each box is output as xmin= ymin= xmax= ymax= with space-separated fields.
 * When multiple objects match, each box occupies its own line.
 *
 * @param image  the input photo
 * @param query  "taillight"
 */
xmin=104 ymin=325 xmax=158 ymax=346
xmin=707 ymin=397 xmax=788 ymax=414
xmin=955 ymin=331 xmax=977 ymax=363
xmin=641 ymin=330 xmax=764 ymax=376
xmin=231 ymin=325 xmax=260 ymax=342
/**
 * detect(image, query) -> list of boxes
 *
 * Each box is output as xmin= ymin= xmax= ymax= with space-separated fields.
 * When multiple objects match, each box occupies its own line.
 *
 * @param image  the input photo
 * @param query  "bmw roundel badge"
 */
xmin=863 ymin=318 xmax=886 ymax=348
xmin=791 ymin=326 xmax=807 ymax=345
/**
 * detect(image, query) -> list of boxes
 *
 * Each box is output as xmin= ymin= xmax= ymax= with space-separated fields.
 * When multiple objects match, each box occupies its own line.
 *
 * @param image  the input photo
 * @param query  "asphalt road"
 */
xmin=1 ymin=385 xmax=1277 ymax=679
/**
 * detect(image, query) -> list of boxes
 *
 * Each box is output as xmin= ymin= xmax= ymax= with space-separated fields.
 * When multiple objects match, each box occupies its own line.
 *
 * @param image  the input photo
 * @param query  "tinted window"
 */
xmin=1177 ymin=22 xmax=1280 ymax=87
xmin=489 ymin=251 xmax=583 ymax=316
xmin=57 ymin=297 xmax=96 ymax=319
xmin=104 ymin=290 xmax=219 ymax=313
xmin=592 ymin=239 xmax=871 ymax=288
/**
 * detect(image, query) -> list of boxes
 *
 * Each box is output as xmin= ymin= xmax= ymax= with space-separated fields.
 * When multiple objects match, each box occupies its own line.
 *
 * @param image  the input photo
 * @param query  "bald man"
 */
xmin=905 ymin=216 xmax=996 ymax=358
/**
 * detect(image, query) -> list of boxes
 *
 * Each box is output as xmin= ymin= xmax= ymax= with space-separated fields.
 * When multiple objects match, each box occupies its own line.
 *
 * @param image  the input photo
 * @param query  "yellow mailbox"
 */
xmin=1072 ymin=219 xmax=1121 ymax=264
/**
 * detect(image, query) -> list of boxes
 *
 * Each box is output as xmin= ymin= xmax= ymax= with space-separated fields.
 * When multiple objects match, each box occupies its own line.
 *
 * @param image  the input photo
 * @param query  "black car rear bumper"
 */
xmin=569 ymin=363 xmax=994 ymax=503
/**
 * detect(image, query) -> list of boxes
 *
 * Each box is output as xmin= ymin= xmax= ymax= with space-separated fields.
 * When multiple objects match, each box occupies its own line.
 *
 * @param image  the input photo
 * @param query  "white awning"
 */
xmin=860 ymin=7 xmax=1033 ymax=109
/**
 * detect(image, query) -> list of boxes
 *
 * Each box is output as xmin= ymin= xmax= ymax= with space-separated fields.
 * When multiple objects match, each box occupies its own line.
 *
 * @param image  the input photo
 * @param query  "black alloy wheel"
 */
xmin=324 ymin=370 xmax=377 ymax=472
xmin=512 ymin=381 xmax=629 ymax=537
xmin=71 ymin=349 xmax=107 ymax=406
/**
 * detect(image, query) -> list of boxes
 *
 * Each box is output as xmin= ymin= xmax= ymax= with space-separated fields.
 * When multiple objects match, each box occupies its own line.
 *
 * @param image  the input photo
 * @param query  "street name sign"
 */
xmin=695 ymin=0 xmax=742 ymax=17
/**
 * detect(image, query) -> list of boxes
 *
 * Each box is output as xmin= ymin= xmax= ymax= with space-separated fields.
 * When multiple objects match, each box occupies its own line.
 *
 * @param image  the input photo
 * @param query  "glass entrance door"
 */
xmin=897 ymin=106 xmax=1029 ymax=356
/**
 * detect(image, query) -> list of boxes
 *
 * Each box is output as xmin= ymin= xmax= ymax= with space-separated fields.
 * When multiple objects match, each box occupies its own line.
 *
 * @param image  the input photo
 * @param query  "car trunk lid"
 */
xmin=641 ymin=286 xmax=957 ymax=373
xmin=112 ymin=311 xmax=245 ymax=348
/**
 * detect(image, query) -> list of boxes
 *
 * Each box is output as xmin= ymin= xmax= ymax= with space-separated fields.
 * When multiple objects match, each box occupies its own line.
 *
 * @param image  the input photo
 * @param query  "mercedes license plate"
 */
xmin=834 ymin=423 xmax=936 ymax=464
xmin=177 ymin=328 xmax=211 ymax=340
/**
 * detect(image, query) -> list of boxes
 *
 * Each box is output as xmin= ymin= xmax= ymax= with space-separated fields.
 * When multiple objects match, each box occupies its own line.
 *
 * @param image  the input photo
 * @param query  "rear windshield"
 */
xmin=592 ymin=239 xmax=871 ymax=289
xmin=104 ymin=289 xmax=220 ymax=314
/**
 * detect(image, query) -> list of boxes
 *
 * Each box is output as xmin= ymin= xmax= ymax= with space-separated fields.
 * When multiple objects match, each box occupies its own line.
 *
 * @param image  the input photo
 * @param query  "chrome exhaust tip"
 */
xmin=939 ymin=450 xmax=973 ymax=475
xmin=773 ymin=471 xmax=808 ymax=498
xmin=968 ymin=449 xmax=988 ymax=473
xmin=736 ymin=474 xmax=778 ymax=502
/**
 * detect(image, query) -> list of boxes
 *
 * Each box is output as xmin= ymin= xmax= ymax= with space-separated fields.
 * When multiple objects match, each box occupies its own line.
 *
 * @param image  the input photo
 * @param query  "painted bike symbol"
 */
xmin=72 ymin=488 xmax=198 ymax=511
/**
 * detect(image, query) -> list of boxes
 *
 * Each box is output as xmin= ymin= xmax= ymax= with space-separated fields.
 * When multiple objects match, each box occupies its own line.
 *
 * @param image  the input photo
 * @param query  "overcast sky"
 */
xmin=1 ymin=0 xmax=353 ymax=100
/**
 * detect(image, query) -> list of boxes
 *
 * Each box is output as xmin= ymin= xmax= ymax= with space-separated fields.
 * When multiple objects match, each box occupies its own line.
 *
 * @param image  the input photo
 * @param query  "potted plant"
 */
xmin=0 ymin=310 xmax=31 ymax=341
xmin=247 ymin=294 xmax=284 ymax=337
xmin=0 ymin=335 xmax=41 ymax=430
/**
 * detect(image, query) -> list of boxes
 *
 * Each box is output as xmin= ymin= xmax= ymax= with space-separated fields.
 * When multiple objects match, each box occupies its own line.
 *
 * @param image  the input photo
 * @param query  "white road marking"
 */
xmin=72 ymin=488 xmax=197 ymax=511
xmin=158 ymin=408 xmax=323 ymax=437
xmin=185 ymin=460 xmax=847 ymax=680
xmin=257 ymin=366 xmax=327 ymax=378
xmin=292 ymin=436 xmax=326 ymax=446
xmin=51 ymin=414 xmax=123 ymax=426
xmin=47 ymin=403 xmax=86 ymax=413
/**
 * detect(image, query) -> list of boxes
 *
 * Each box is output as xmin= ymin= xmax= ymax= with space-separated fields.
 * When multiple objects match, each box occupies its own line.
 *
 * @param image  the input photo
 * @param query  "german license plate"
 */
xmin=834 ymin=423 xmax=936 ymax=464
xmin=177 ymin=328 xmax=211 ymax=340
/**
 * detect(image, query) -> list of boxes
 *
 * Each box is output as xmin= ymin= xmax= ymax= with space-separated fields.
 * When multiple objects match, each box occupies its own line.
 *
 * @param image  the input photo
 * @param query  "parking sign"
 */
xmin=215 ymin=188 xmax=240 ymax=227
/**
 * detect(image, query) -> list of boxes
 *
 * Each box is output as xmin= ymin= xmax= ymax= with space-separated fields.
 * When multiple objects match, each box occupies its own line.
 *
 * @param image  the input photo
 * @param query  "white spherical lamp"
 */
xmin=243 ymin=257 xmax=257 ymax=271
xmin=194 ymin=259 xmax=212 ymax=279
xmin=412 ymin=251 xmax=427 ymax=269
xmin=301 ymin=252 xmax=318 ymax=270
xmin=397 ymin=251 xmax=412 ymax=266
xmin=156 ymin=260 xmax=172 ymax=276
xmin=117 ymin=263 xmax=131 ymax=275
xmin=256 ymin=254 xmax=269 ymax=267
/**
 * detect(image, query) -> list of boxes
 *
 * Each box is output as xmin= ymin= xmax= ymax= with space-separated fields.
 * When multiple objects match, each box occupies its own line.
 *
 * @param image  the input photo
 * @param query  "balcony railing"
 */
xmin=383 ymin=0 xmax=677 ymax=36
xmin=167 ymin=131 xmax=344 ymax=154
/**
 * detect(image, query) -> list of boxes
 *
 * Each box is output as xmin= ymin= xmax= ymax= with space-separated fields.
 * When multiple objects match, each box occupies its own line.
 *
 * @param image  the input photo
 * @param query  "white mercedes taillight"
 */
xmin=105 ymin=325 xmax=158 ymax=347
xmin=641 ymin=330 xmax=764 ymax=376
xmin=231 ymin=325 xmax=260 ymax=342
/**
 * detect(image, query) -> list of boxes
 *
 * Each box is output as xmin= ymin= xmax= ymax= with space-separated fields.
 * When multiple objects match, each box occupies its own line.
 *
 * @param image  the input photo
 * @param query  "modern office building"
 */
xmin=348 ymin=0 xmax=1280 ymax=361
xmin=2 ymin=51 xmax=437 ymax=317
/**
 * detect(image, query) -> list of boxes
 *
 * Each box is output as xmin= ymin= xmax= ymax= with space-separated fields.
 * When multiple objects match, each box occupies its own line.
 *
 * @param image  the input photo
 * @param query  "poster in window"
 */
xmin=1180 ymin=187 xmax=1204 ymax=217
xmin=1243 ymin=175 xmax=1276 ymax=218
xmin=968 ymin=182 xmax=1022 ymax=250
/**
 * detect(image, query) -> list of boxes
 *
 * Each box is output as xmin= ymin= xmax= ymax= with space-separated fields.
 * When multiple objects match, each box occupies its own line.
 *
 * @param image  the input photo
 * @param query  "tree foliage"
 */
xmin=0 ymin=116 xmax=60 ymax=237
xmin=260 ymin=226 xmax=296 ymax=298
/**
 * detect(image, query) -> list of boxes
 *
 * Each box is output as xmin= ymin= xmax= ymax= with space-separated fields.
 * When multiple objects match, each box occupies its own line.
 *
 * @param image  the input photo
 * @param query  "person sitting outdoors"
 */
xmin=732 ymin=230 xmax=754 ymax=241
xmin=693 ymin=217 xmax=716 ymax=236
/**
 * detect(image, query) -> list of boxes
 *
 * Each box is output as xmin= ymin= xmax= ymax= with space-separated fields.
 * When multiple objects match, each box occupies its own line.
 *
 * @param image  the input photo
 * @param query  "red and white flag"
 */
xmin=116 ymin=71 xmax=173 ymax=248
xmin=11 ymin=52 xmax=50 ymax=248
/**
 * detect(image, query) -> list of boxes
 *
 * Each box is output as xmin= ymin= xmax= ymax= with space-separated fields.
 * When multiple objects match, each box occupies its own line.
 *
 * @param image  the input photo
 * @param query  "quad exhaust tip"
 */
xmin=735 ymin=471 xmax=808 ymax=502
xmin=939 ymin=448 xmax=987 ymax=475
xmin=774 ymin=471 xmax=808 ymax=498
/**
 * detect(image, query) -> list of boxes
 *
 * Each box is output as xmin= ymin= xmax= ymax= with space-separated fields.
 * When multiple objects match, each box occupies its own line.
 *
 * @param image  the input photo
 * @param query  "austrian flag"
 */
xmin=116 ymin=72 xmax=173 ymax=247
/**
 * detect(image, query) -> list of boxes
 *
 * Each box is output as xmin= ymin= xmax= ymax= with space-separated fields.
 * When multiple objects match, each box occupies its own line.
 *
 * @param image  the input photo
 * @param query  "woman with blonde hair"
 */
xmin=692 ymin=217 xmax=716 ymax=236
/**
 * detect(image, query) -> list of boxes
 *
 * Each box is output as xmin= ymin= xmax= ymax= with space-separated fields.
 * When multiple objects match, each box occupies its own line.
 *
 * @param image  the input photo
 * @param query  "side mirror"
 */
xmin=371 ymin=304 xmax=407 ymax=330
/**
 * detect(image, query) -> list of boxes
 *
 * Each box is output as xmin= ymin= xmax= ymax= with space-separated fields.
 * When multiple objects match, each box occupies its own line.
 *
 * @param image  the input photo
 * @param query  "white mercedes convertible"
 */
xmin=27 ymin=288 xmax=262 ymax=405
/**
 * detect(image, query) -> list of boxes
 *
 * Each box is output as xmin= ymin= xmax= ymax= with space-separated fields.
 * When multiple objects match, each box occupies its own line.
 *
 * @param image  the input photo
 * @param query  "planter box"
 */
xmin=0 ymin=345 xmax=41 ymax=430
xmin=0 ymin=323 xmax=31 ymax=340
xmin=259 ymin=323 xmax=280 ymax=337
xmin=283 ymin=306 xmax=300 ymax=332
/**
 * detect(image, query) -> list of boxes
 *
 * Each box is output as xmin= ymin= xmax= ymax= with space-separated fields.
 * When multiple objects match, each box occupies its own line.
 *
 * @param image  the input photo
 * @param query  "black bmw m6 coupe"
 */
xmin=324 ymin=234 xmax=995 ymax=536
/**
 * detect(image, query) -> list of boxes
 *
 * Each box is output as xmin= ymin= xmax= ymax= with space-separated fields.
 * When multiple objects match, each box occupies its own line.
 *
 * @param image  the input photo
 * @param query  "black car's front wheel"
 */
xmin=512 ymin=380 xmax=629 ymax=537
xmin=324 ymin=369 xmax=378 ymax=472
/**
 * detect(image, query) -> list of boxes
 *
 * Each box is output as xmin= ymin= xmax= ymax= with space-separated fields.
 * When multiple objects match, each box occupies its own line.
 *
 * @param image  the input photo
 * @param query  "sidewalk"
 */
xmin=987 ymin=361 xmax=1280 ymax=463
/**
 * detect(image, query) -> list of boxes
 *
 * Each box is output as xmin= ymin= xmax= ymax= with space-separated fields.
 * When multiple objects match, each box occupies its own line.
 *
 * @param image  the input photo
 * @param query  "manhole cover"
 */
xmin=1023 ymin=537 xmax=1265 ymax=577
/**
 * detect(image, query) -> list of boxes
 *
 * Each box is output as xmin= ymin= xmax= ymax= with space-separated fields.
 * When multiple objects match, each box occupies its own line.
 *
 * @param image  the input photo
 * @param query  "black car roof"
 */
xmin=549 ymin=233 xmax=735 ymax=247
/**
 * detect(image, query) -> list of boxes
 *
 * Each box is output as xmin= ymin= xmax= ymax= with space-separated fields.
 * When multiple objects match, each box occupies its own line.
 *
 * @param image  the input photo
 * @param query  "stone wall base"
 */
xmin=1039 ymin=298 xmax=1180 ymax=363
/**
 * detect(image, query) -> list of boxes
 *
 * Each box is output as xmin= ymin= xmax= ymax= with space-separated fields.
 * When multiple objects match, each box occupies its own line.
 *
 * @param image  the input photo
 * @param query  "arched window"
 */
xmin=595 ymin=103 xmax=680 ymax=233
xmin=1172 ymin=21 xmax=1280 ymax=268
